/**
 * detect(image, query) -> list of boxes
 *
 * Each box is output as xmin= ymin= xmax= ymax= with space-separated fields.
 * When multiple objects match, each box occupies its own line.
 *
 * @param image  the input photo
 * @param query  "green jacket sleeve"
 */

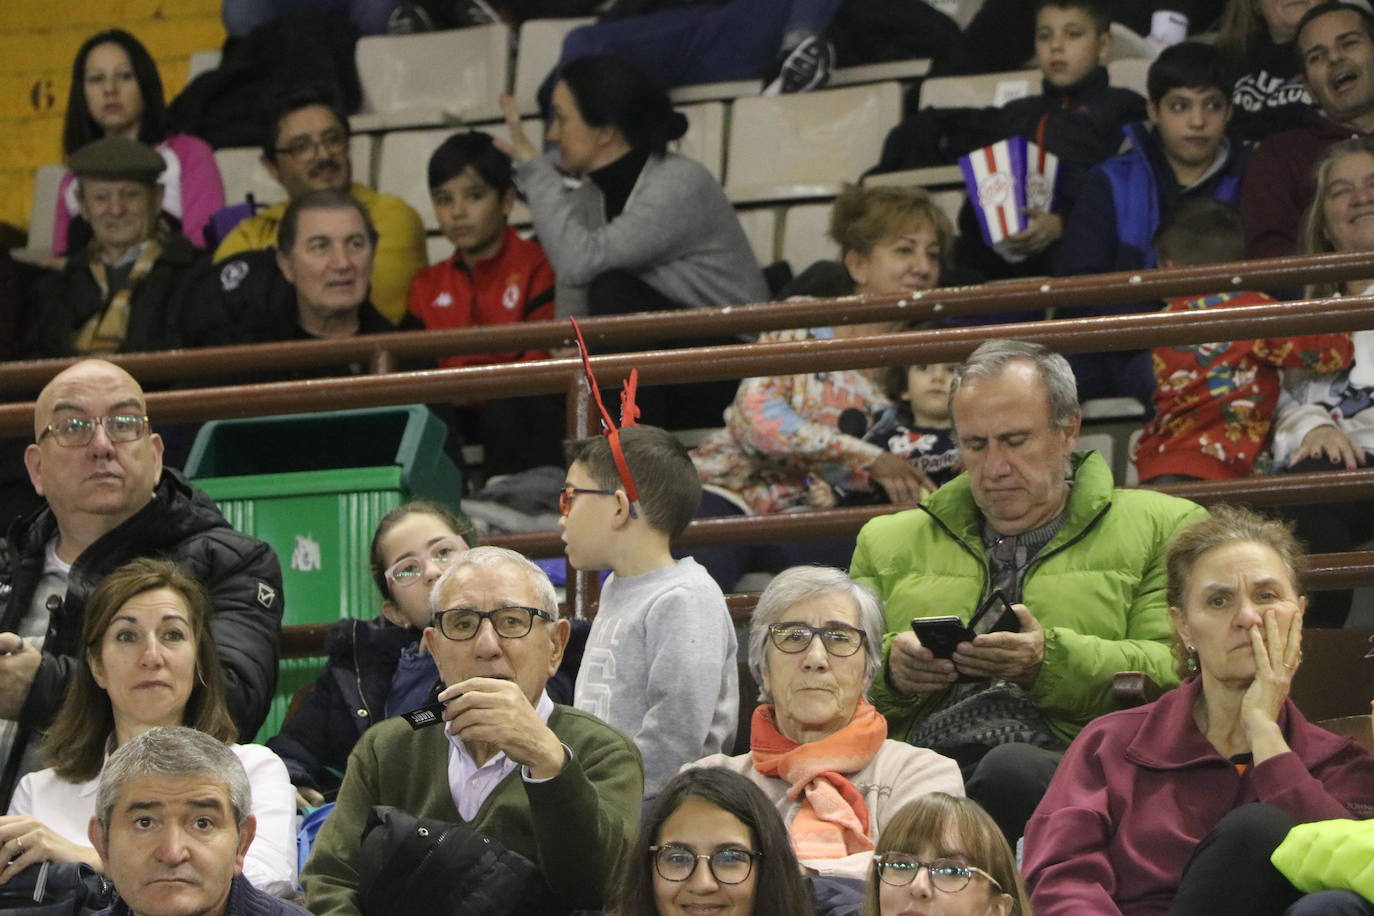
xmin=1028 ymin=499 xmax=1208 ymax=739
xmin=529 ymin=719 xmax=644 ymax=908
xmin=1272 ymin=818 xmax=1374 ymax=900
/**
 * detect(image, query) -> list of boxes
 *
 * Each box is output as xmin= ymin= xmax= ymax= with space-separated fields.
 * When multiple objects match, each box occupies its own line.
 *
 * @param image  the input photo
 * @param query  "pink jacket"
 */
xmin=1023 ymin=676 xmax=1374 ymax=915
xmin=54 ymin=133 xmax=225 ymax=253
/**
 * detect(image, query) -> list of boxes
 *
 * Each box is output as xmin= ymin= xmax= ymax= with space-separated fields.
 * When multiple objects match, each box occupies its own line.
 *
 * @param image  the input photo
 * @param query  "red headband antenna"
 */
xmin=569 ymin=319 xmax=640 ymax=511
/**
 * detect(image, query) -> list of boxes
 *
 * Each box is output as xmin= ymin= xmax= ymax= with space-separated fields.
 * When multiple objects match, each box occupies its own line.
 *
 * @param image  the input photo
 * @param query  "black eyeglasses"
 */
xmin=273 ymin=129 xmax=349 ymax=160
xmin=767 ymin=622 xmax=866 ymax=658
xmin=649 ymin=844 xmax=760 ymax=885
xmin=38 ymin=415 xmax=148 ymax=448
xmin=874 ymin=854 xmax=1002 ymax=893
xmin=431 ymin=606 xmax=554 ymax=641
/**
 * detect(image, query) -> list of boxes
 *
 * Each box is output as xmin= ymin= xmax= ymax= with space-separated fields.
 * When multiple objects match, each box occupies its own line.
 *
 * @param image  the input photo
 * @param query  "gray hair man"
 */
xmin=851 ymin=339 xmax=1207 ymax=844
xmin=303 ymin=546 xmax=643 ymax=915
xmin=89 ymin=726 xmax=307 ymax=916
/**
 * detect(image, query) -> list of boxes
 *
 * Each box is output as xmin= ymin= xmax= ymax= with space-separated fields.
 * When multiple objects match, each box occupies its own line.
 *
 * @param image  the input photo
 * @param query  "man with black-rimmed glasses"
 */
xmin=0 ymin=359 xmax=283 ymax=808
xmin=304 ymin=545 xmax=643 ymax=916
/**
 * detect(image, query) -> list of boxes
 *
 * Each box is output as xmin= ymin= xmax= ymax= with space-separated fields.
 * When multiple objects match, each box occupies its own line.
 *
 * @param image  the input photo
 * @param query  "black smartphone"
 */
xmin=969 ymin=589 xmax=1020 ymax=637
xmin=910 ymin=616 xmax=973 ymax=660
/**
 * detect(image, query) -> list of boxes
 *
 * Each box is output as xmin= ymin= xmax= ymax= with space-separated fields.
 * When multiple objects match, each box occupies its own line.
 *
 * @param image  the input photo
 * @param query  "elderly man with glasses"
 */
xmin=303 ymin=545 xmax=643 ymax=916
xmin=212 ymin=84 xmax=425 ymax=325
xmin=0 ymin=359 xmax=283 ymax=808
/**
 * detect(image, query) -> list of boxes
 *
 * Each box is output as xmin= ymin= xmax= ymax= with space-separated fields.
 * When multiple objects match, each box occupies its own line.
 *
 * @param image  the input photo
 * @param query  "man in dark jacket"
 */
xmin=0 ymin=359 xmax=283 ymax=805
xmin=23 ymin=137 xmax=208 ymax=359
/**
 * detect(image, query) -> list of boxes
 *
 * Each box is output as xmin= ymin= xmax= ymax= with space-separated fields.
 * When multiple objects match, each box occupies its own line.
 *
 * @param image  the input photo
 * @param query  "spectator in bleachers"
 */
xmin=0 ymin=359 xmax=283 ymax=808
xmin=267 ymin=500 xmax=472 ymax=808
xmin=1134 ymin=198 xmax=1353 ymax=484
xmin=407 ymin=131 xmax=564 ymax=472
xmin=25 ymin=138 xmax=207 ymax=360
xmin=688 ymin=566 xmax=963 ymax=882
xmin=1219 ymin=0 xmax=1320 ymax=142
xmin=302 ymin=545 xmax=642 ymax=914
xmin=54 ymin=30 xmax=226 ymax=256
xmin=538 ymin=0 xmax=845 ymax=98
xmin=222 ymin=0 xmax=409 ymax=37
xmin=867 ymin=793 xmax=1029 ymax=916
xmin=1271 ymin=136 xmax=1374 ymax=627
xmin=610 ymin=766 xmax=816 ymax=916
xmin=564 ymin=427 xmax=736 ymax=797
xmin=852 ymin=339 xmax=1207 ymax=847
xmin=1023 ymin=506 xmax=1374 ymax=915
xmin=186 ymin=190 xmax=422 ymax=374
xmin=1273 ymin=818 xmax=1374 ymax=913
xmin=808 ymin=360 xmax=962 ymax=509
xmin=1055 ymin=40 xmax=1248 ymax=407
xmin=4 ymin=558 xmax=295 ymax=892
xmin=500 ymin=54 xmax=767 ymax=427
xmin=690 ymin=185 xmax=943 ymax=570
xmin=90 ymin=727 xmax=310 ymax=916
xmin=1242 ymin=2 xmax=1374 ymax=261
xmin=213 ymin=85 xmax=426 ymax=324
xmin=956 ymin=0 xmax=1149 ymax=286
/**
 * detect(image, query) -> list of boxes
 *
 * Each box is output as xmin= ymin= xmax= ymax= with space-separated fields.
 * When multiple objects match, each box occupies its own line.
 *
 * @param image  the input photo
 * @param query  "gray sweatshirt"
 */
xmin=574 ymin=557 xmax=739 ymax=796
xmin=515 ymin=152 xmax=770 ymax=318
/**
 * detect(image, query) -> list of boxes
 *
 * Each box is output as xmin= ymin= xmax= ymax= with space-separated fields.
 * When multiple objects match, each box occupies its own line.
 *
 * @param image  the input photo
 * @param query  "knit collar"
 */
xmin=1040 ymin=64 xmax=1109 ymax=105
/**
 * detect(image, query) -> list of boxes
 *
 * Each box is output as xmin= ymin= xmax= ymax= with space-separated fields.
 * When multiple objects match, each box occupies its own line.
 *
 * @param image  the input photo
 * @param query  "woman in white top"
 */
xmin=1 ymin=557 xmax=295 ymax=890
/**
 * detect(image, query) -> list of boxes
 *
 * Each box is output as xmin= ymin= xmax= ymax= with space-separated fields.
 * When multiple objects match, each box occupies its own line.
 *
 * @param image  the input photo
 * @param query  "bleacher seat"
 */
xmin=669 ymin=80 xmax=762 ymax=105
xmin=513 ymin=17 xmax=594 ymax=116
xmin=829 ymin=58 xmax=932 ymax=89
xmin=735 ymin=207 xmax=779 ymax=267
xmin=351 ymin=25 xmax=512 ymax=132
xmin=215 ymin=135 xmax=376 ymax=209
xmin=1107 ymin=57 xmax=1152 ymax=97
xmin=725 ymin=82 xmax=902 ymax=203
xmin=780 ymin=203 xmax=837 ymax=274
xmin=375 ymin=124 xmax=535 ymax=233
xmin=675 ymin=102 xmax=727 ymax=181
xmin=920 ymin=68 xmax=1040 ymax=109
xmin=1108 ymin=23 xmax=1161 ymax=62
xmin=23 ymin=163 xmax=65 ymax=256
xmin=188 ymin=48 xmax=222 ymax=80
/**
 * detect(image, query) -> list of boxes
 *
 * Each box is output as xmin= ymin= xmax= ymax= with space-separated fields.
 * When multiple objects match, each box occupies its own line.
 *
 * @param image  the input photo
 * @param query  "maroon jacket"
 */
xmin=1241 ymin=110 xmax=1366 ymax=260
xmin=1023 ymin=676 xmax=1374 ymax=915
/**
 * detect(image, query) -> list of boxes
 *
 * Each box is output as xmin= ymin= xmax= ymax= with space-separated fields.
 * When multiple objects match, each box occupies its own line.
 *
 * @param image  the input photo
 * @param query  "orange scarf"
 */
xmin=751 ymin=699 xmax=887 ymax=860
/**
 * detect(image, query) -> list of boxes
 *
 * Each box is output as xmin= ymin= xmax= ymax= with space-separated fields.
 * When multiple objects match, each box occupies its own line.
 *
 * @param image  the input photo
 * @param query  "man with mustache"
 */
xmin=212 ymin=85 xmax=425 ymax=325
xmin=89 ymin=727 xmax=309 ymax=916
xmin=1242 ymin=1 xmax=1374 ymax=260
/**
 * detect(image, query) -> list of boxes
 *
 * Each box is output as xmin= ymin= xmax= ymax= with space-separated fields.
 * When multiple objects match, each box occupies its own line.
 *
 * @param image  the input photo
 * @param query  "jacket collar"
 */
xmin=1040 ymin=65 xmax=1110 ymax=105
xmin=1125 ymin=675 xmax=1352 ymax=771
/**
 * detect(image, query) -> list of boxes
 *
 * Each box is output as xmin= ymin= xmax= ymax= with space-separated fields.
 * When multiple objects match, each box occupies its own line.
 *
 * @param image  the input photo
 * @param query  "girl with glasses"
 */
xmin=867 ymin=793 xmax=1027 ymax=916
xmin=610 ymin=767 xmax=814 ymax=916
xmin=267 ymin=500 xmax=473 ymax=808
xmin=688 ymin=566 xmax=963 ymax=882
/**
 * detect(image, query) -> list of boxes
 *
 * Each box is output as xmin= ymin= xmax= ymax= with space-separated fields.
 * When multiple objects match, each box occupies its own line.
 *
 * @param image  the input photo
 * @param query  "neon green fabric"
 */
xmin=1272 ymin=818 xmax=1374 ymax=901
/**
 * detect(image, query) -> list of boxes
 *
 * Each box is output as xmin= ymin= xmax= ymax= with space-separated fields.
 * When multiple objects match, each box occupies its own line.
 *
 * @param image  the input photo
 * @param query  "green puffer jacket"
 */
xmin=851 ymin=450 xmax=1207 ymax=744
xmin=1272 ymin=818 xmax=1374 ymax=901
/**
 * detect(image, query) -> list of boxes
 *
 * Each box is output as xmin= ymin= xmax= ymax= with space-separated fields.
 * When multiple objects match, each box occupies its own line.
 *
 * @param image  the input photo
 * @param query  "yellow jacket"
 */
xmin=213 ymin=182 xmax=426 ymax=324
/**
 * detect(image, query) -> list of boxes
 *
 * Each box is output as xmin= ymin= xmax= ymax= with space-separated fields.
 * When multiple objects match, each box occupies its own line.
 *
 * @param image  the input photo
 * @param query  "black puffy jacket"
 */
xmin=0 ymin=468 xmax=284 ymax=804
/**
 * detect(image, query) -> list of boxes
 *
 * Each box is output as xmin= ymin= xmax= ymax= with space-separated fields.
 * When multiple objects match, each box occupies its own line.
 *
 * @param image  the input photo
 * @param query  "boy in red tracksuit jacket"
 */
xmin=1134 ymin=198 xmax=1352 ymax=483
xmin=408 ymin=131 xmax=562 ymax=471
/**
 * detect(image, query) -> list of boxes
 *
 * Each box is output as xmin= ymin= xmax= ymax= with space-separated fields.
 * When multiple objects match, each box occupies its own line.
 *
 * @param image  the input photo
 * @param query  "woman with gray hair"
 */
xmin=688 ymin=565 xmax=963 ymax=882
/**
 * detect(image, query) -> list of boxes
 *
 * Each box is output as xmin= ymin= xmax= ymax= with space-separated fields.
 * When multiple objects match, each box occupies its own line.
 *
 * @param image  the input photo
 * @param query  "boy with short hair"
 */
xmin=563 ymin=426 xmax=738 ymax=796
xmin=407 ymin=130 xmax=562 ymax=471
xmin=1054 ymin=40 xmax=1251 ymax=404
xmin=1134 ymin=198 xmax=1352 ymax=483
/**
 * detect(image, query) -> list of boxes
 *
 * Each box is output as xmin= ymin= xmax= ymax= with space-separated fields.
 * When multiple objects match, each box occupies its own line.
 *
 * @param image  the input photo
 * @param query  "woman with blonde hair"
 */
xmin=1216 ymin=0 xmax=1319 ymax=141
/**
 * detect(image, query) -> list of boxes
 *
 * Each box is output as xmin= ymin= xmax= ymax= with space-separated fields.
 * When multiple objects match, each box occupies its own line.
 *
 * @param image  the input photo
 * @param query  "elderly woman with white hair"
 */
xmin=689 ymin=565 xmax=963 ymax=882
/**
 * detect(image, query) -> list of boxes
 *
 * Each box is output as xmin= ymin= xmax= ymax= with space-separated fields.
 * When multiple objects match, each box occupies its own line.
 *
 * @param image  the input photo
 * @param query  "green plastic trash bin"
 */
xmin=186 ymin=406 xmax=462 ymax=743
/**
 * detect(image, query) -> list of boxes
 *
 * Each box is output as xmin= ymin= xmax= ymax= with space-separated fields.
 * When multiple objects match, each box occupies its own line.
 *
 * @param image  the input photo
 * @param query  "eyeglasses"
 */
xmin=274 ymin=129 xmax=349 ymax=160
xmin=383 ymin=537 xmax=469 ymax=588
xmin=559 ymin=484 xmax=620 ymax=517
xmin=38 ymin=415 xmax=148 ymax=448
xmin=649 ymin=844 xmax=760 ymax=885
xmin=767 ymin=622 xmax=866 ymax=658
xmin=874 ymin=854 xmax=1002 ymax=894
xmin=431 ymin=606 xmax=554 ymax=641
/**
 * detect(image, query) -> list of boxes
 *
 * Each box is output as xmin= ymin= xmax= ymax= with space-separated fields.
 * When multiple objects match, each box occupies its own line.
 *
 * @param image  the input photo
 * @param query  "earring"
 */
xmin=1185 ymin=644 xmax=1198 ymax=675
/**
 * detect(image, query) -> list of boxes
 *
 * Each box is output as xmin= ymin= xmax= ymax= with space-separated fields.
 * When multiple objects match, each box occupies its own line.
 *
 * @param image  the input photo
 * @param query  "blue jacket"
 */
xmin=1054 ymin=121 xmax=1250 ymax=316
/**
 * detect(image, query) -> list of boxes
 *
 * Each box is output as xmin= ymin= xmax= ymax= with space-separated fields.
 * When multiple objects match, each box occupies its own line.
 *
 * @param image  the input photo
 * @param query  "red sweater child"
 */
xmin=407 ymin=226 xmax=556 ymax=368
xmin=1134 ymin=290 xmax=1353 ymax=482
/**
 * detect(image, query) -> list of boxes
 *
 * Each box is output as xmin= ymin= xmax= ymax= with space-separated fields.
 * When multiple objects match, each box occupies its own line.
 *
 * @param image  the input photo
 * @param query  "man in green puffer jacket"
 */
xmin=851 ymin=339 xmax=1207 ymax=843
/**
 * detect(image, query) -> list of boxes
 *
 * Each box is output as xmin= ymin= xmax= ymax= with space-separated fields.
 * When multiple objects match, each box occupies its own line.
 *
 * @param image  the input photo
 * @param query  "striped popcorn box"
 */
xmin=959 ymin=138 xmax=1028 ymax=257
xmin=1025 ymin=140 xmax=1060 ymax=214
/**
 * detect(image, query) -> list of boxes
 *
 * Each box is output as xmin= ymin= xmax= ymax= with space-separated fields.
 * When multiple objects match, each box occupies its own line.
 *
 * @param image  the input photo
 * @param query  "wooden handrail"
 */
xmin=1 ymin=249 xmax=1373 ymax=390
